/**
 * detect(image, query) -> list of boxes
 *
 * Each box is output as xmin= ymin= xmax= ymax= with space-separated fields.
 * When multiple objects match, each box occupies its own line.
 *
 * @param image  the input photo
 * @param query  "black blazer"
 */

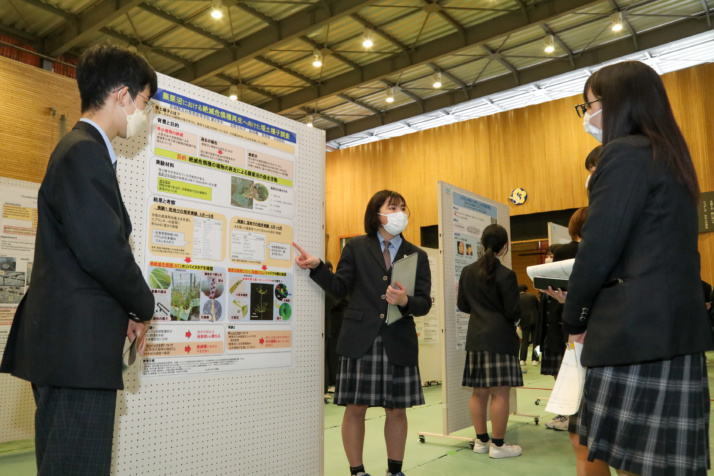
xmin=457 ymin=259 xmax=521 ymax=356
xmin=518 ymin=292 xmax=539 ymax=328
xmin=562 ymin=135 xmax=713 ymax=367
xmin=0 ymin=122 xmax=154 ymax=390
xmin=310 ymin=234 xmax=431 ymax=367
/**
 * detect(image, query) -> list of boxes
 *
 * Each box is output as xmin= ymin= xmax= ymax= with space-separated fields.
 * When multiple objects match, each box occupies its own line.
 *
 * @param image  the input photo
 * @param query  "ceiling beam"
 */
xmin=137 ymin=4 xmax=232 ymax=48
xmin=302 ymin=107 xmax=347 ymax=134
xmin=171 ymin=0 xmax=381 ymax=84
xmin=422 ymin=1 xmax=466 ymax=36
xmin=481 ymin=44 xmax=519 ymax=84
xmin=100 ymin=28 xmax=192 ymax=69
xmin=259 ymin=0 xmax=602 ymax=114
xmin=231 ymin=2 xmax=279 ymax=30
xmin=701 ymin=0 xmax=712 ymax=29
xmin=381 ymin=79 xmax=424 ymax=112
xmin=300 ymin=35 xmax=362 ymax=70
xmin=20 ymin=0 xmax=76 ymax=24
xmin=44 ymin=0 xmax=146 ymax=58
xmin=337 ymin=93 xmax=382 ymax=114
xmin=609 ymin=1 xmax=639 ymax=50
xmin=323 ymin=15 xmax=711 ymax=141
xmin=254 ymin=56 xmax=318 ymax=86
xmin=214 ymin=73 xmax=280 ymax=105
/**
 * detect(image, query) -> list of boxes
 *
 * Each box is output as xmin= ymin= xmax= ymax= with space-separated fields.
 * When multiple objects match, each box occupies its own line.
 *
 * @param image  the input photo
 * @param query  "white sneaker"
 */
xmin=519 ymin=360 xmax=526 ymax=366
xmin=472 ymin=439 xmax=490 ymax=453
xmin=545 ymin=415 xmax=564 ymax=429
xmin=552 ymin=415 xmax=569 ymax=431
xmin=489 ymin=442 xmax=522 ymax=459
xmin=532 ymin=360 xmax=539 ymax=366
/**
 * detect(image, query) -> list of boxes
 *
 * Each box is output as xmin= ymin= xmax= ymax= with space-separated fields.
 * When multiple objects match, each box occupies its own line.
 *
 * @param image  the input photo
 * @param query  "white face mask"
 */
xmin=123 ymin=94 xmax=149 ymax=138
xmin=585 ymin=174 xmax=591 ymax=190
xmin=583 ymin=109 xmax=603 ymax=143
xmin=379 ymin=212 xmax=408 ymax=236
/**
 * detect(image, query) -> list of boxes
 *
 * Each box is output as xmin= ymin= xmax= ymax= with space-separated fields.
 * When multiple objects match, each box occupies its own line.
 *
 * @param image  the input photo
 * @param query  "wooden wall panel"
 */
xmin=326 ymin=62 xmax=714 ymax=285
xmin=0 ymin=56 xmax=81 ymax=183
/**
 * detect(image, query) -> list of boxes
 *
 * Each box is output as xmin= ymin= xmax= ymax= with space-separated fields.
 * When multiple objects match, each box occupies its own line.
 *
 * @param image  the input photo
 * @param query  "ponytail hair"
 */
xmin=476 ymin=224 xmax=509 ymax=283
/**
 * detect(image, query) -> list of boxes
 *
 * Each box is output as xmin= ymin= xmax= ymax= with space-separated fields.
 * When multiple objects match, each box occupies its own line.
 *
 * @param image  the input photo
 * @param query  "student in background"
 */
xmin=294 ymin=190 xmax=432 ymax=476
xmin=555 ymin=60 xmax=713 ymax=476
xmin=458 ymin=224 xmax=523 ymax=459
xmin=584 ymin=145 xmax=602 ymax=191
xmin=517 ymin=285 xmax=539 ymax=366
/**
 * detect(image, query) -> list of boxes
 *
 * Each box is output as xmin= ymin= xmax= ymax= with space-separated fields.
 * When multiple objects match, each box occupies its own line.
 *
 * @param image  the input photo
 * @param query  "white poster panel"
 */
xmin=437 ymin=182 xmax=513 ymax=436
xmin=548 ymin=222 xmax=571 ymax=245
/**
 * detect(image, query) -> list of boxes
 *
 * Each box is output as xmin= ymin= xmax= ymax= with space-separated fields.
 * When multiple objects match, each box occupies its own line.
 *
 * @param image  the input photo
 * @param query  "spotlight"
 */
xmin=386 ymin=87 xmax=394 ymax=103
xmin=229 ymin=84 xmax=238 ymax=101
xmin=432 ymin=71 xmax=442 ymax=89
xmin=611 ymin=12 xmax=623 ymax=32
xmin=312 ymin=49 xmax=323 ymax=68
xmin=362 ymin=28 xmax=374 ymax=48
xmin=211 ymin=0 xmax=223 ymax=19
xmin=306 ymin=115 xmax=314 ymax=127
xmin=544 ymin=35 xmax=555 ymax=53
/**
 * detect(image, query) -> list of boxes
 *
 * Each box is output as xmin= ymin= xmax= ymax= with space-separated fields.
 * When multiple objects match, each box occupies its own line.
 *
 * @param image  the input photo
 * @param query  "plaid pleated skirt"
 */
xmin=540 ymin=343 xmax=564 ymax=377
xmin=334 ymin=335 xmax=424 ymax=409
xmin=579 ymin=353 xmax=710 ymax=476
xmin=462 ymin=350 xmax=523 ymax=388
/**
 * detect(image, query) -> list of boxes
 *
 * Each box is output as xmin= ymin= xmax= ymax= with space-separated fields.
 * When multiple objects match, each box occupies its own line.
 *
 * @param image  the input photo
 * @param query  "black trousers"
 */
xmin=519 ymin=325 xmax=538 ymax=362
xmin=32 ymin=384 xmax=117 ymax=476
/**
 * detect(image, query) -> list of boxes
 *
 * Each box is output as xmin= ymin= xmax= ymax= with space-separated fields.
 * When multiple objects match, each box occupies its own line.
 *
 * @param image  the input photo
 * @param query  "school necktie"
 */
xmin=383 ymin=241 xmax=391 ymax=270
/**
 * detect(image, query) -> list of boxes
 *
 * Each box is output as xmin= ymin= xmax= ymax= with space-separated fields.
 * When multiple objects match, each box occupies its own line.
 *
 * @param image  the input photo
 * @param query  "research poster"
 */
xmin=451 ymin=192 xmax=499 ymax=349
xmin=0 ymin=181 xmax=38 ymax=355
xmin=141 ymin=90 xmax=297 ymax=377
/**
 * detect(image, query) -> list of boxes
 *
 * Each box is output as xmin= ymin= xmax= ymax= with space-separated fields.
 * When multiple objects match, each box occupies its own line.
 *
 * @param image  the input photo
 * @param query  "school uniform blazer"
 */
xmin=0 ymin=121 xmax=155 ymax=390
xmin=518 ymin=293 xmax=539 ymax=328
xmin=310 ymin=234 xmax=431 ymax=367
xmin=562 ymin=135 xmax=714 ymax=367
xmin=457 ymin=259 xmax=521 ymax=357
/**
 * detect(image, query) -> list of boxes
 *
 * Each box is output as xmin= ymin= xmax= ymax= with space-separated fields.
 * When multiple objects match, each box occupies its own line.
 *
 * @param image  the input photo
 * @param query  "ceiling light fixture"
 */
xmin=229 ymin=84 xmax=238 ymax=101
xmin=362 ymin=28 xmax=374 ymax=48
xmin=306 ymin=114 xmax=314 ymax=127
xmin=211 ymin=0 xmax=223 ymax=19
xmin=386 ymin=87 xmax=395 ymax=103
xmin=432 ymin=71 xmax=442 ymax=89
xmin=544 ymin=35 xmax=555 ymax=53
xmin=611 ymin=12 xmax=623 ymax=32
xmin=312 ymin=49 xmax=323 ymax=68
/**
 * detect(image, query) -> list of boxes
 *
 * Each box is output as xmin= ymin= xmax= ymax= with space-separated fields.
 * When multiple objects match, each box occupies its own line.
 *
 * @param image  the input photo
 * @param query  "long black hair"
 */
xmin=477 ymin=224 xmax=508 ymax=283
xmin=583 ymin=61 xmax=699 ymax=202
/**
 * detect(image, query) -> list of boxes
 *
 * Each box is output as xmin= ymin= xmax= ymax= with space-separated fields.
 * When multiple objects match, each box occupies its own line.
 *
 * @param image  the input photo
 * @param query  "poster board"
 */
xmin=416 ymin=248 xmax=441 ymax=384
xmin=0 ymin=178 xmax=38 ymax=442
xmin=548 ymin=222 xmax=571 ymax=245
xmin=437 ymin=182 xmax=515 ymax=436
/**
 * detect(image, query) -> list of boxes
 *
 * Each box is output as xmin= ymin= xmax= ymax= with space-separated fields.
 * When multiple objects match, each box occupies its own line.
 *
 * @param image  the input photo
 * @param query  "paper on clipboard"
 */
xmin=386 ymin=252 xmax=418 ymax=325
xmin=544 ymin=342 xmax=586 ymax=416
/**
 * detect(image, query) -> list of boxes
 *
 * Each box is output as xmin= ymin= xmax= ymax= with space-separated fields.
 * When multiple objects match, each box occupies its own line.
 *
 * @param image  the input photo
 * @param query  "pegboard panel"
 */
xmin=110 ymin=73 xmax=326 ymax=475
xmin=437 ymin=182 xmax=512 ymax=436
xmin=0 ymin=177 xmax=39 ymax=443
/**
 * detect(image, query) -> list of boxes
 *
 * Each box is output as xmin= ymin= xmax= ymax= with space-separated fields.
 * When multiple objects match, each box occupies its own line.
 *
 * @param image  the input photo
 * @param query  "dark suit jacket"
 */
xmin=518 ymin=292 xmax=539 ymax=328
xmin=0 ymin=122 xmax=154 ymax=390
xmin=310 ymin=234 xmax=431 ymax=367
xmin=457 ymin=259 xmax=521 ymax=356
xmin=562 ymin=135 xmax=713 ymax=367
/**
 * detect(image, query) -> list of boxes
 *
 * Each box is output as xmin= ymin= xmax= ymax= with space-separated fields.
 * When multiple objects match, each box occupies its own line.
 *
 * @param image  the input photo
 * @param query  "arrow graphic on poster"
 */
xmin=185 ymin=345 xmax=191 ymax=353
xmin=185 ymin=331 xmax=192 ymax=339
xmin=259 ymin=338 xmax=264 ymax=345
xmin=185 ymin=257 xmax=192 ymax=263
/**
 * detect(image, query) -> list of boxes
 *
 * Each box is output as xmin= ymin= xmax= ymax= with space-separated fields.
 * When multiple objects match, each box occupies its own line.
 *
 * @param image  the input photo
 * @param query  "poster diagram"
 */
xmin=0 ymin=181 xmax=38 ymax=355
xmin=141 ymin=89 xmax=297 ymax=377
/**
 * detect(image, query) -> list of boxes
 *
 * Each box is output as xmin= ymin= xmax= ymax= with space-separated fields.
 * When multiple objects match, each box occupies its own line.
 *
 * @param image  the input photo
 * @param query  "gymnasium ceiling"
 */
xmin=1 ymin=0 xmax=713 ymax=148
